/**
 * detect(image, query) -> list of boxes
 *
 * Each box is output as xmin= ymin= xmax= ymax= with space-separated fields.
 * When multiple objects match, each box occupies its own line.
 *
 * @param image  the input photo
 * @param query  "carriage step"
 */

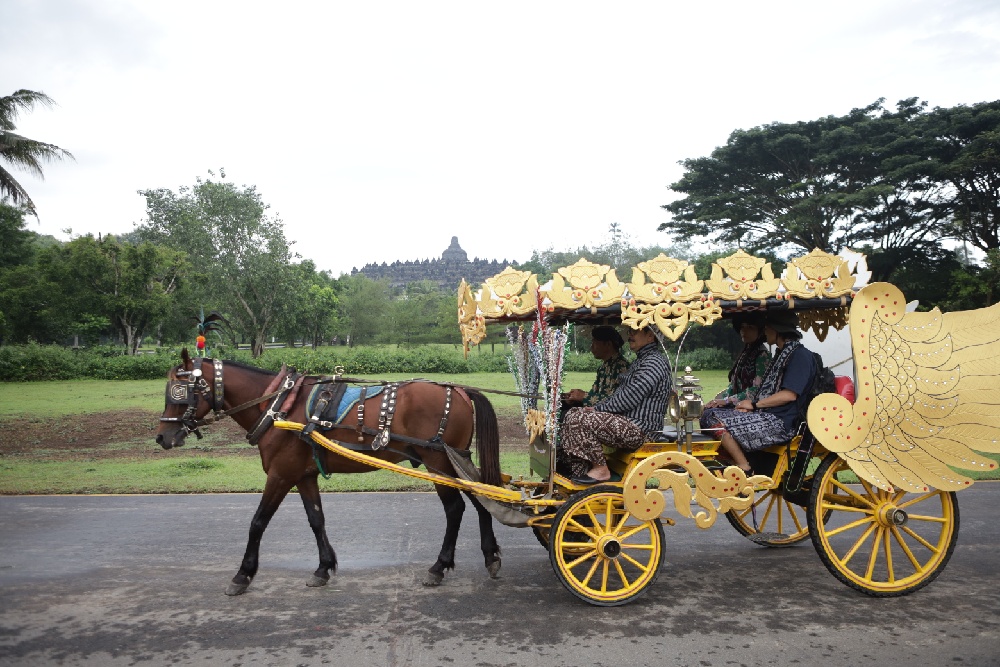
xmin=748 ymin=532 xmax=791 ymax=544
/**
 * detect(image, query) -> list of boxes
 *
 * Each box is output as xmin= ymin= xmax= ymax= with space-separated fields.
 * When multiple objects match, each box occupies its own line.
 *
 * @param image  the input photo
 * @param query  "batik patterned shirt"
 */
xmin=582 ymin=353 xmax=631 ymax=407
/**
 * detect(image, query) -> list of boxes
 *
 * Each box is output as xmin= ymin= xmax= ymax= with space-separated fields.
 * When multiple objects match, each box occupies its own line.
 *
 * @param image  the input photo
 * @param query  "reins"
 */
xmin=315 ymin=374 xmax=542 ymax=401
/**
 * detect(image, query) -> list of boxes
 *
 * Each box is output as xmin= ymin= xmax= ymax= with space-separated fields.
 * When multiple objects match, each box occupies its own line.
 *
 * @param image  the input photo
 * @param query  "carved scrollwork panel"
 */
xmin=545 ymin=259 xmax=625 ymax=309
xmin=622 ymin=452 xmax=772 ymax=528
xmin=783 ymin=249 xmax=856 ymax=298
xmin=705 ymin=250 xmax=781 ymax=300
xmin=626 ymin=254 xmax=704 ymax=304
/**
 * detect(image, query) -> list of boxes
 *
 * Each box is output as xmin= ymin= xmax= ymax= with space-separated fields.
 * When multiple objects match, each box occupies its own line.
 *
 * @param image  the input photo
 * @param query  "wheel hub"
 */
xmin=877 ymin=504 xmax=908 ymax=527
xmin=598 ymin=535 xmax=622 ymax=559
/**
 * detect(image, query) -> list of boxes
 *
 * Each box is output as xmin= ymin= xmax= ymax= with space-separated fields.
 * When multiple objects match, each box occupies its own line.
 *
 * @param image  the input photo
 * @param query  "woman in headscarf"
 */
xmin=563 ymin=326 xmax=630 ymax=408
xmin=702 ymin=310 xmax=817 ymax=475
xmin=703 ymin=312 xmax=771 ymax=412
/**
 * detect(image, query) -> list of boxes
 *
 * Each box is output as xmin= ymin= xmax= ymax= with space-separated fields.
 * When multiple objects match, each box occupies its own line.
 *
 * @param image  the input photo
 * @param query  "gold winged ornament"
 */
xmin=807 ymin=283 xmax=1000 ymax=492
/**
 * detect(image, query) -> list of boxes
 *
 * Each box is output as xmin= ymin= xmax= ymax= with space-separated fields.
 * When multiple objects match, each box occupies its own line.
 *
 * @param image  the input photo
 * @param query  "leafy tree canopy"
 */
xmin=0 ymin=89 xmax=74 ymax=216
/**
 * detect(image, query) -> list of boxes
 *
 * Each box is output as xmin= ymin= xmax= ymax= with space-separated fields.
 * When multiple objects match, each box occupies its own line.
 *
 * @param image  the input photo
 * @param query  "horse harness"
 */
xmin=300 ymin=380 xmax=465 ymax=466
xmin=163 ymin=359 xmax=471 ymax=471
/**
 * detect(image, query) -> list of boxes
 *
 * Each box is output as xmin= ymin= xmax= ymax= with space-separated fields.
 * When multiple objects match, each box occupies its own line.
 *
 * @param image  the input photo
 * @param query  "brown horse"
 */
xmin=155 ymin=350 xmax=503 ymax=595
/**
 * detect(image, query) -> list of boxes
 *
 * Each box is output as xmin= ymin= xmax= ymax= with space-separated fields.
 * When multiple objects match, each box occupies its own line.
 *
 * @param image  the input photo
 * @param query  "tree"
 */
xmin=920 ymin=100 xmax=1000 ymax=253
xmin=334 ymin=274 xmax=391 ymax=346
xmin=45 ymin=234 xmax=187 ymax=354
xmin=659 ymin=100 xmax=941 ymax=256
xmin=136 ymin=171 xmax=298 ymax=357
xmin=0 ymin=201 xmax=34 ymax=270
xmin=279 ymin=261 xmax=340 ymax=349
xmin=0 ymin=90 xmax=74 ymax=216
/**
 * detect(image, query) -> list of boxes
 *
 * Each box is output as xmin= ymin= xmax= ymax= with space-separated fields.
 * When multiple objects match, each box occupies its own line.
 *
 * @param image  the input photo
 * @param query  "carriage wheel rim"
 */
xmin=550 ymin=489 xmax=663 ymax=605
xmin=810 ymin=457 xmax=958 ymax=594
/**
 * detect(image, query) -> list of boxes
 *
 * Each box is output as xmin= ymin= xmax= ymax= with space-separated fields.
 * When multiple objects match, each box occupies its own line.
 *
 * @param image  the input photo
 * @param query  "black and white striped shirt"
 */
xmin=594 ymin=342 xmax=672 ymax=435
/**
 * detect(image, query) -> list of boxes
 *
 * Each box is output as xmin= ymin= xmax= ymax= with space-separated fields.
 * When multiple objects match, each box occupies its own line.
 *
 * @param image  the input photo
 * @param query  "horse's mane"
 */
xmin=220 ymin=359 xmax=277 ymax=377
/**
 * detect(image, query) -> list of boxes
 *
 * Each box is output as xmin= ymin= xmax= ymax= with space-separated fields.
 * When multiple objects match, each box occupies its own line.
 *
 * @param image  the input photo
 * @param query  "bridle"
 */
xmin=160 ymin=357 xmax=226 ymax=440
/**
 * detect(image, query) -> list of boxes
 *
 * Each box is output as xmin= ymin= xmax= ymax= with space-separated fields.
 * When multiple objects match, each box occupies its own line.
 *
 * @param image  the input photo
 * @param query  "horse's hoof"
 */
xmin=306 ymin=574 xmax=329 ymax=588
xmin=423 ymin=571 xmax=444 ymax=587
xmin=487 ymin=559 xmax=502 ymax=579
xmin=225 ymin=581 xmax=249 ymax=596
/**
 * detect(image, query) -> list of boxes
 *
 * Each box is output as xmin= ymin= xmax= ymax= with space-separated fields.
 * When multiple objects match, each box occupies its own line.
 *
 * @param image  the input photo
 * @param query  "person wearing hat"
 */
xmin=560 ymin=326 xmax=672 ymax=483
xmin=563 ymin=326 xmax=631 ymax=408
xmin=704 ymin=313 xmax=771 ymax=411
xmin=703 ymin=310 xmax=817 ymax=476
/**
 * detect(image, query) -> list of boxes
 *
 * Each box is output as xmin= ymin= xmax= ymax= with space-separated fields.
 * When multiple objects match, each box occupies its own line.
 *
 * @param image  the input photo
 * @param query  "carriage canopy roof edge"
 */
xmin=457 ymin=248 xmax=867 ymax=351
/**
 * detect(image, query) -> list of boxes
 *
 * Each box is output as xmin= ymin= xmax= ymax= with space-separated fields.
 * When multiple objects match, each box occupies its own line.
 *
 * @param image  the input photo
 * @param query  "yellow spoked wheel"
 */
xmin=807 ymin=455 xmax=959 ymax=596
xmin=549 ymin=485 xmax=664 ymax=606
xmin=725 ymin=482 xmax=811 ymax=547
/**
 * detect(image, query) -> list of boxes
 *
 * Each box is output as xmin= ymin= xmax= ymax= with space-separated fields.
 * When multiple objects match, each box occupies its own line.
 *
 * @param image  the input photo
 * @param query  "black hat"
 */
xmin=765 ymin=310 xmax=800 ymax=334
xmin=592 ymin=326 xmax=624 ymax=348
xmin=730 ymin=312 xmax=765 ymax=333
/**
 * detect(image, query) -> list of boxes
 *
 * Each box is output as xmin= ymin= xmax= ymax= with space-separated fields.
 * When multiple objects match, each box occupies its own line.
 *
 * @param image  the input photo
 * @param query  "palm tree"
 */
xmin=0 ymin=89 xmax=74 ymax=216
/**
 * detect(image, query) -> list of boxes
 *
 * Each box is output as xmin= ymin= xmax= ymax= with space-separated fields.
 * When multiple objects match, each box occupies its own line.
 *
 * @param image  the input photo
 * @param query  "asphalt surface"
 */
xmin=1 ymin=485 xmax=998 ymax=667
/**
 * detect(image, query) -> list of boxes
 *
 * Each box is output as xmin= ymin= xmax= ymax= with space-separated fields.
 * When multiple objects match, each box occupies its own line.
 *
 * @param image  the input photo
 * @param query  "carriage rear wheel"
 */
xmin=549 ymin=485 xmax=664 ymax=606
xmin=725 ymin=483 xmax=811 ymax=547
xmin=807 ymin=455 xmax=959 ymax=596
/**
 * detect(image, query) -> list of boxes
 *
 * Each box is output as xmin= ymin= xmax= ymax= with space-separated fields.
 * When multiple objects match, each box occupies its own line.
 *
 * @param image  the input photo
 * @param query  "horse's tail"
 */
xmin=468 ymin=390 xmax=502 ymax=487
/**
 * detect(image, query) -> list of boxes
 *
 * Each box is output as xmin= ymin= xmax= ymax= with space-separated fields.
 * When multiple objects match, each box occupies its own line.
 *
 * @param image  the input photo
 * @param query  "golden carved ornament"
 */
xmin=795 ymin=306 xmax=849 ymax=342
xmin=457 ymin=280 xmax=486 ymax=354
xmin=524 ymin=408 xmax=547 ymax=445
xmin=478 ymin=267 xmax=539 ymax=318
xmin=705 ymin=249 xmax=781 ymax=300
xmin=783 ymin=248 xmax=856 ymax=298
xmin=545 ymin=258 xmax=625 ymax=310
xmin=626 ymin=254 xmax=704 ymax=304
xmin=622 ymin=452 xmax=771 ymax=528
xmin=620 ymin=297 xmax=722 ymax=341
xmin=807 ymin=282 xmax=1000 ymax=493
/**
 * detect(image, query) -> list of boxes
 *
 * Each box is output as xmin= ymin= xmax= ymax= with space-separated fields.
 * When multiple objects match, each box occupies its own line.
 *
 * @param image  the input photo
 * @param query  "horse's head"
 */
xmin=155 ymin=348 xmax=224 ymax=449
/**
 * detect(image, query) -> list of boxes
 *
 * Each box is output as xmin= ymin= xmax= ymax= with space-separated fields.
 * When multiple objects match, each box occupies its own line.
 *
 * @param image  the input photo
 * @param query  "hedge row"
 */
xmin=0 ymin=343 xmax=734 ymax=382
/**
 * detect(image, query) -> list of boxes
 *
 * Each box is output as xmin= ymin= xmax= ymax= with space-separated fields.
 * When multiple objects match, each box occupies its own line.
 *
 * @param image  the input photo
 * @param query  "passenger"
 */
xmin=560 ymin=326 xmax=672 ymax=483
xmin=562 ymin=326 xmax=631 ymax=408
xmin=701 ymin=313 xmax=771 ymax=422
xmin=704 ymin=310 xmax=816 ymax=476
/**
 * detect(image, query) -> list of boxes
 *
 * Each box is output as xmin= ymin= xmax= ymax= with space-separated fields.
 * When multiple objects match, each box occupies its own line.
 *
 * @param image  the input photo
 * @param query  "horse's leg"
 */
xmin=296 ymin=474 xmax=338 ymax=588
xmin=425 ymin=483 xmax=465 ymax=586
xmin=464 ymin=491 xmax=502 ymax=579
xmin=226 ymin=473 xmax=294 ymax=596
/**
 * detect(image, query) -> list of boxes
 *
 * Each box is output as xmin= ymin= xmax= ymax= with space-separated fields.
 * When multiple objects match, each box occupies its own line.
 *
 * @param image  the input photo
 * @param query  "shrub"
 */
xmin=674 ymin=347 xmax=732 ymax=371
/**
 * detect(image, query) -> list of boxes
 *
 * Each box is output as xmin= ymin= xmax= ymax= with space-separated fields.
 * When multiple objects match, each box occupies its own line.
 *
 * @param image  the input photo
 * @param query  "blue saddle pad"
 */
xmin=306 ymin=382 xmax=385 ymax=428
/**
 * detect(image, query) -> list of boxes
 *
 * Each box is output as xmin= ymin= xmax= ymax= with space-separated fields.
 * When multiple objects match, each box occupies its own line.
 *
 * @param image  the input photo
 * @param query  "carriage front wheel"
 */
xmin=807 ymin=454 xmax=959 ymax=596
xmin=549 ymin=485 xmax=664 ymax=606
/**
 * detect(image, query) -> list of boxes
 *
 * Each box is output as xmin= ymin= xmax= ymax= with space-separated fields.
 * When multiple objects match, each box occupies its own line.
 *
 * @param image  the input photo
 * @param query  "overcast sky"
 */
xmin=3 ymin=0 xmax=999 ymax=276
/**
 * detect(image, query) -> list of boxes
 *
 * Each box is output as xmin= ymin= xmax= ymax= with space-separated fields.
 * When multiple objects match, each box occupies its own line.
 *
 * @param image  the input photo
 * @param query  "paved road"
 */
xmin=1 ymin=485 xmax=998 ymax=667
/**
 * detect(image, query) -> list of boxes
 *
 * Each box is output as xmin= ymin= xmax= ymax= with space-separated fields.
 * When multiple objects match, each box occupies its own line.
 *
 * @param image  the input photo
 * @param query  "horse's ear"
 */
xmin=181 ymin=348 xmax=192 ymax=367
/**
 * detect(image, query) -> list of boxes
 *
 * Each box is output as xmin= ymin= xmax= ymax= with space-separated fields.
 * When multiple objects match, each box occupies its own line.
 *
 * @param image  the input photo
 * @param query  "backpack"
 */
xmin=802 ymin=352 xmax=836 ymax=412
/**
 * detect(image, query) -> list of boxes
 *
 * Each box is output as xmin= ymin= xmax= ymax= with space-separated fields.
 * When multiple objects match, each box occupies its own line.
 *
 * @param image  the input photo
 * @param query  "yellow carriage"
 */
xmin=450 ymin=248 xmax=999 ymax=605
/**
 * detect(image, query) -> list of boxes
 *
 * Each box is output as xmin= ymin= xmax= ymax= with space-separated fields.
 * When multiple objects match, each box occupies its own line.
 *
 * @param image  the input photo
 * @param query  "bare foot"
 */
xmin=586 ymin=465 xmax=611 ymax=481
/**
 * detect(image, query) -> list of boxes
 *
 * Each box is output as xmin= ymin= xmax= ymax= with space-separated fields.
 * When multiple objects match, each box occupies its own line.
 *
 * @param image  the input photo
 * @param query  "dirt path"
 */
xmin=0 ymin=410 xmax=530 ymax=460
